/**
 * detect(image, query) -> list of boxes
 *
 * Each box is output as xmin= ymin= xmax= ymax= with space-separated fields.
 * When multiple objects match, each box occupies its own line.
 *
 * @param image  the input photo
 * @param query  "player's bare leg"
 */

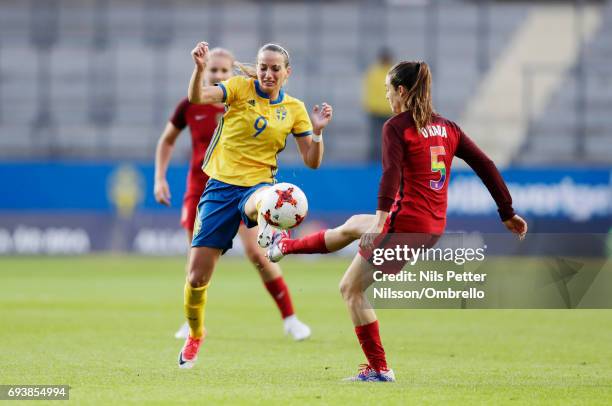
xmin=244 ymin=186 xmax=275 ymax=248
xmin=338 ymin=254 xmax=377 ymax=325
xmin=323 ymin=214 xmax=376 ymax=251
xmin=238 ymin=225 xmax=311 ymax=341
xmin=267 ymin=214 xmax=376 ymax=262
xmin=178 ymin=246 xmax=221 ymax=369
xmin=339 ymin=254 xmax=395 ymax=382
xmin=239 ymin=224 xmax=282 ymax=282
xmin=243 ymin=185 xmax=276 ymax=248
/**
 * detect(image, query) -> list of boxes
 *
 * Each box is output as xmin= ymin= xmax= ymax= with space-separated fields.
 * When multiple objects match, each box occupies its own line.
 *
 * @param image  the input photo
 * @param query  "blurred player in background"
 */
xmin=267 ymin=61 xmax=528 ymax=382
xmin=154 ymin=48 xmax=311 ymax=342
xmin=362 ymin=47 xmax=394 ymax=162
xmin=177 ymin=41 xmax=333 ymax=369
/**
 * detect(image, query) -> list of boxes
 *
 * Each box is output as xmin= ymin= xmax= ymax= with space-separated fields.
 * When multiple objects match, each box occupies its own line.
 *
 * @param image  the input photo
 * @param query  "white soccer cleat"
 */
xmin=257 ymin=220 xmax=276 ymax=248
xmin=174 ymin=322 xmax=190 ymax=339
xmin=283 ymin=315 xmax=311 ymax=341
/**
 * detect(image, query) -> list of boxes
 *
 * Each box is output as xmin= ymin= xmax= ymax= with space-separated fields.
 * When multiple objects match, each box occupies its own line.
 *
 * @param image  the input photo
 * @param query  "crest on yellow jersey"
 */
xmin=275 ymin=106 xmax=287 ymax=121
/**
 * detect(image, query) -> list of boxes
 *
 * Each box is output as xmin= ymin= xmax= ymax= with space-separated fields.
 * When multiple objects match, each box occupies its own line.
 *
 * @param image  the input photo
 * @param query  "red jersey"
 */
xmin=170 ymin=98 xmax=226 ymax=197
xmin=378 ymin=112 xmax=514 ymax=234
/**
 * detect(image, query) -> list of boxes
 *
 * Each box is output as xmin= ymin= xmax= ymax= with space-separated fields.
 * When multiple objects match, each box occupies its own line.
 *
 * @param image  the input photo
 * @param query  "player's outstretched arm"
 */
xmin=188 ymin=41 xmax=224 ymax=105
xmin=154 ymin=122 xmax=181 ymax=206
xmin=455 ymin=132 xmax=527 ymax=240
xmin=295 ymin=103 xmax=333 ymax=169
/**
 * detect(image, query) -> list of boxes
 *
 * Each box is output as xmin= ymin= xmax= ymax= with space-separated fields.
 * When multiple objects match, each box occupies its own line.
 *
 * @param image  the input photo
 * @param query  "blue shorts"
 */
xmin=191 ymin=178 xmax=272 ymax=253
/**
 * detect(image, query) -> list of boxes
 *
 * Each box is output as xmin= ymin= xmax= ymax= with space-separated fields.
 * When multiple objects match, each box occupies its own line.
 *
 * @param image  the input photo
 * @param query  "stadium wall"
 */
xmin=0 ymin=162 xmax=609 ymax=255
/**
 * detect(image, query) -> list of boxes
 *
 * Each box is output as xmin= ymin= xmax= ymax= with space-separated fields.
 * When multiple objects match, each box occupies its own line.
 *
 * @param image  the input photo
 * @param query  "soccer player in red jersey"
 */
xmin=154 ymin=48 xmax=311 ymax=342
xmin=267 ymin=61 xmax=528 ymax=381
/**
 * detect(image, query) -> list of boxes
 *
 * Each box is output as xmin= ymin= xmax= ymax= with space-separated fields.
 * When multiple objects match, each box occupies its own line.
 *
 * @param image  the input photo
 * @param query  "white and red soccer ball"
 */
xmin=260 ymin=183 xmax=308 ymax=230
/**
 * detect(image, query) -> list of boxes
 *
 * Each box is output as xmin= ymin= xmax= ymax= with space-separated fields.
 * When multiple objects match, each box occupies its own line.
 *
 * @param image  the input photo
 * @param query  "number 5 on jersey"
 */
xmin=430 ymin=146 xmax=446 ymax=190
xmin=253 ymin=116 xmax=268 ymax=137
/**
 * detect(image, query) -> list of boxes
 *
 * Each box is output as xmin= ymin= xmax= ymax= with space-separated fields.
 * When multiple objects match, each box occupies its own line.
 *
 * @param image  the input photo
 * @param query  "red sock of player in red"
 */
xmin=264 ymin=276 xmax=295 ymax=319
xmin=282 ymin=230 xmax=329 ymax=254
xmin=355 ymin=320 xmax=388 ymax=372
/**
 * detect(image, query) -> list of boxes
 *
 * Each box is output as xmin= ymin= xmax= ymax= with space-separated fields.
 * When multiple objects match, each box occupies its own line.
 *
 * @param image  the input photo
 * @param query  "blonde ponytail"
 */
xmin=233 ymin=61 xmax=257 ymax=78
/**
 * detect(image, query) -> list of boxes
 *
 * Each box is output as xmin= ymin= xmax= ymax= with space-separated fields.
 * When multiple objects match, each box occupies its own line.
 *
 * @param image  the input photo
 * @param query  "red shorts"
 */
xmin=181 ymin=170 xmax=208 ymax=232
xmin=180 ymin=172 xmax=249 ymax=233
xmin=359 ymin=221 xmax=441 ymax=275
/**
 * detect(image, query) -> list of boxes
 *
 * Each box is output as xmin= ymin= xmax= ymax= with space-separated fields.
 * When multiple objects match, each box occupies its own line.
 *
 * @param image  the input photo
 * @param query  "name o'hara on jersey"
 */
xmin=419 ymin=124 xmax=448 ymax=139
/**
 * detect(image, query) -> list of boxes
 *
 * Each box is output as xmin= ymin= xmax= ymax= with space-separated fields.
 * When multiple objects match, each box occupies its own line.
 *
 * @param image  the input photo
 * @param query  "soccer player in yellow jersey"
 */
xmin=178 ymin=41 xmax=333 ymax=368
xmin=154 ymin=48 xmax=311 ymax=342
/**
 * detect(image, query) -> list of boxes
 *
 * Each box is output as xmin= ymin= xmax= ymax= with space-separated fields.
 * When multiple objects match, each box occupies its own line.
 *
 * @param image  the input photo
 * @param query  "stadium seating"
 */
xmin=0 ymin=0 xmax=608 ymax=164
xmin=516 ymin=0 xmax=612 ymax=164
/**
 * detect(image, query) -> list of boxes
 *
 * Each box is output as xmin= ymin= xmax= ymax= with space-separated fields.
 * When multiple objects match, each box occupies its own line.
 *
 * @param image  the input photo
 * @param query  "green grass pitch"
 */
xmin=1 ymin=256 xmax=611 ymax=405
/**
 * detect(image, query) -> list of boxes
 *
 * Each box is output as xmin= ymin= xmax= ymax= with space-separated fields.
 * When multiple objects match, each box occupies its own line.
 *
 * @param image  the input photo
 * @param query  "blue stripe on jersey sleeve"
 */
xmin=216 ymin=83 xmax=227 ymax=103
xmin=293 ymin=130 xmax=313 ymax=137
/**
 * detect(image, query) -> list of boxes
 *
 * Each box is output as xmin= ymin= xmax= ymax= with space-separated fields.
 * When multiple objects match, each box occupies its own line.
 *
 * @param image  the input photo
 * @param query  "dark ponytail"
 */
xmin=388 ymin=61 xmax=435 ymax=132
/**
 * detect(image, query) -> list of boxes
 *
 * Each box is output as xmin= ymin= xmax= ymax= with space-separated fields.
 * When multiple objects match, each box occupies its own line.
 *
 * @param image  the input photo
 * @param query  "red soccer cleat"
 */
xmin=178 ymin=336 xmax=203 ymax=369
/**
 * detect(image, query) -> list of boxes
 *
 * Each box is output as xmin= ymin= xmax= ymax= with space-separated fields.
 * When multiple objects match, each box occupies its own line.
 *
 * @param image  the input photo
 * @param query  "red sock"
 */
xmin=264 ymin=276 xmax=295 ymax=319
xmin=355 ymin=320 xmax=388 ymax=372
xmin=282 ymin=230 xmax=329 ymax=254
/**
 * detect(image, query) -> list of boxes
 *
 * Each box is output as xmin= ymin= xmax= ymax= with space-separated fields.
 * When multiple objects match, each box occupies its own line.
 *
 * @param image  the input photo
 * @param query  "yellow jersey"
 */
xmin=362 ymin=62 xmax=393 ymax=116
xmin=202 ymin=76 xmax=313 ymax=186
